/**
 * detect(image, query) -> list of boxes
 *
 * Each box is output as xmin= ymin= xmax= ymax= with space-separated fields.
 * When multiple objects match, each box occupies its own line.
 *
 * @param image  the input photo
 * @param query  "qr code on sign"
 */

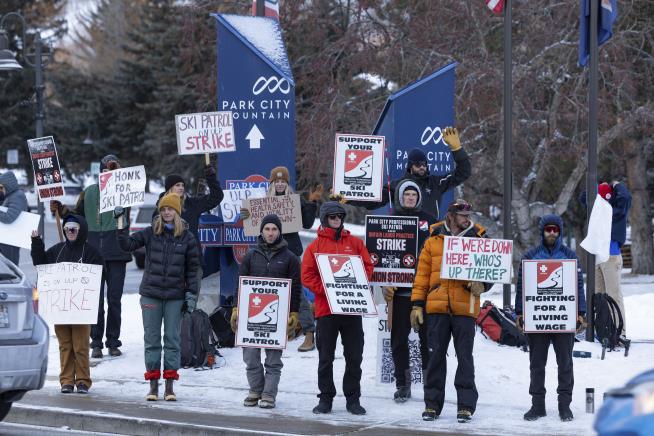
xmin=381 ymin=338 xmax=395 ymax=383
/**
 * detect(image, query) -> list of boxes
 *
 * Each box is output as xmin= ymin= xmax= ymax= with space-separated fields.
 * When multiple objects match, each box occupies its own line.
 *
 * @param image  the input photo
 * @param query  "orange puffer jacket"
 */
xmin=411 ymin=221 xmax=488 ymax=318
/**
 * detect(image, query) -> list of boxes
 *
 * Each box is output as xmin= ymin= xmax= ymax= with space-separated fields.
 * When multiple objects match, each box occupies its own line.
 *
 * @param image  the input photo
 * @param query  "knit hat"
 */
xmin=319 ymin=201 xmax=346 ymax=227
xmin=260 ymin=214 xmax=282 ymax=233
xmin=598 ymin=183 xmax=613 ymax=201
xmin=165 ymin=174 xmax=185 ymax=192
xmin=396 ymin=179 xmax=422 ymax=211
xmin=158 ymin=193 xmax=182 ymax=215
xmin=269 ymin=166 xmax=290 ymax=184
xmin=407 ymin=148 xmax=427 ymax=167
xmin=100 ymin=154 xmax=120 ymax=171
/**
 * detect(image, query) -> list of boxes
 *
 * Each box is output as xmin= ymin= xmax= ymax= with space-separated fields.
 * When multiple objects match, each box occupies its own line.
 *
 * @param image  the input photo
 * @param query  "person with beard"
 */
xmin=229 ymin=214 xmax=302 ymax=409
xmin=301 ymin=201 xmax=374 ymax=416
xmin=514 ymin=214 xmax=586 ymax=422
xmin=381 ymin=179 xmax=437 ymax=403
xmin=31 ymin=215 xmax=103 ymax=394
xmin=0 ymin=171 xmax=29 ymax=265
xmin=411 ymin=199 xmax=491 ymax=423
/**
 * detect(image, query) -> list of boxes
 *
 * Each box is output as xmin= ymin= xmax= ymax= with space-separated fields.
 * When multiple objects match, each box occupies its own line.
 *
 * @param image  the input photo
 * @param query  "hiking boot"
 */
xmin=258 ymin=396 xmax=276 ymax=409
xmin=61 ymin=384 xmax=74 ymax=394
xmin=146 ymin=380 xmax=158 ymax=401
xmin=298 ymin=331 xmax=315 ymax=352
xmin=524 ymin=405 xmax=546 ymax=421
xmin=243 ymin=393 xmax=261 ymax=407
xmin=559 ymin=405 xmax=574 ymax=421
xmin=422 ymin=408 xmax=439 ymax=421
xmin=108 ymin=347 xmax=122 ymax=357
xmin=393 ymin=385 xmax=411 ymax=403
xmin=164 ymin=379 xmax=176 ymax=401
xmin=457 ymin=408 xmax=473 ymax=423
xmin=91 ymin=347 xmax=103 ymax=359
xmin=76 ymin=383 xmax=89 ymax=394
xmin=346 ymin=401 xmax=366 ymax=415
xmin=312 ymin=400 xmax=332 ymax=414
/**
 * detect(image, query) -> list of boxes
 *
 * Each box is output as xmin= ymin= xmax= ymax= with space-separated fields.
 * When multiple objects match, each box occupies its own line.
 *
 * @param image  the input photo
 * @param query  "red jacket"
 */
xmin=302 ymin=226 xmax=374 ymax=318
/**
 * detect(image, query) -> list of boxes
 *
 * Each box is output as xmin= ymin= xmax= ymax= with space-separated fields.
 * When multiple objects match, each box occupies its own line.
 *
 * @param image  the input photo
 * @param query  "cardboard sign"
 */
xmin=242 ymin=194 xmax=301 ymax=237
xmin=315 ymin=254 xmax=377 ymax=316
xmin=440 ymin=236 xmax=513 ymax=284
xmin=98 ymin=165 xmax=146 ymax=213
xmin=365 ymin=215 xmax=419 ymax=286
xmin=175 ymin=111 xmax=236 ymax=155
xmin=26 ymin=136 xmax=65 ymax=201
xmin=332 ymin=133 xmax=385 ymax=202
xmin=376 ymin=303 xmax=423 ymax=385
xmin=36 ymin=262 xmax=102 ymax=325
xmin=218 ymin=187 xmax=266 ymax=224
xmin=522 ymin=259 xmax=578 ymax=333
xmin=0 ymin=207 xmax=41 ymax=250
xmin=236 ymin=276 xmax=291 ymax=349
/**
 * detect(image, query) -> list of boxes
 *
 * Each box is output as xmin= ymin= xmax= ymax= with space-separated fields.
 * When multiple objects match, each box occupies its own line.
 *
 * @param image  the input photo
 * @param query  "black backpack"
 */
xmin=593 ymin=293 xmax=624 ymax=351
xmin=180 ymin=309 xmax=219 ymax=368
xmin=476 ymin=301 xmax=528 ymax=350
xmin=209 ymin=306 xmax=235 ymax=348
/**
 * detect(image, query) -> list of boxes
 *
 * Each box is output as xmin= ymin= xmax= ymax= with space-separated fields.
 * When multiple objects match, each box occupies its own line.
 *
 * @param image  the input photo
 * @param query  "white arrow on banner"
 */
xmin=246 ymin=124 xmax=264 ymax=149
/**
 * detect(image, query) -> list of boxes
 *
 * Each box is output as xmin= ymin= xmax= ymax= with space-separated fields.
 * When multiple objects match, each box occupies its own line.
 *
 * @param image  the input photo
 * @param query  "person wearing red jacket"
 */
xmin=302 ymin=201 xmax=374 ymax=416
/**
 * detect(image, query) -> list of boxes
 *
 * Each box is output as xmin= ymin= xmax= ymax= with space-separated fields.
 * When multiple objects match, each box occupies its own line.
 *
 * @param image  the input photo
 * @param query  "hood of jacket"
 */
xmin=538 ymin=214 xmax=564 ymax=252
xmin=0 ymin=172 xmax=19 ymax=195
xmin=63 ymin=214 xmax=89 ymax=247
xmin=393 ymin=179 xmax=423 ymax=214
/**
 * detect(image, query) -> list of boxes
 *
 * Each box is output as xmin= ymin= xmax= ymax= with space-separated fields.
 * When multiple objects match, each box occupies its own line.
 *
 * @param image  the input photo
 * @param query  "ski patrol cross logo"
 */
xmin=344 ymin=150 xmax=373 ymax=186
xmin=536 ymin=262 xmax=564 ymax=295
xmin=247 ymin=293 xmax=279 ymax=333
xmin=328 ymin=255 xmax=357 ymax=284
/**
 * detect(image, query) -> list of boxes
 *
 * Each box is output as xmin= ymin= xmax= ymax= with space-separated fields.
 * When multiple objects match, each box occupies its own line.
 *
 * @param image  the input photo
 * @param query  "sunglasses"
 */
xmin=414 ymin=161 xmax=428 ymax=168
xmin=544 ymin=225 xmax=560 ymax=234
xmin=64 ymin=227 xmax=79 ymax=233
xmin=327 ymin=214 xmax=344 ymax=220
xmin=451 ymin=202 xmax=472 ymax=212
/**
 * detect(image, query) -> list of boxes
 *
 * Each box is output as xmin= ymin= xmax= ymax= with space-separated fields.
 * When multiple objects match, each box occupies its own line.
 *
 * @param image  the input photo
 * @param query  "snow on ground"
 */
xmin=43 ymin=277 xmax=654 ymax=435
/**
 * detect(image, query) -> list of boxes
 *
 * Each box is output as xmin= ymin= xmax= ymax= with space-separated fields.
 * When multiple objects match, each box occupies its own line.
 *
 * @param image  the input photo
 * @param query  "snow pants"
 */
xmin=596 ymin=254 xmax=626 ymax=334
xmin=91 ymin=261 xmax=127 ymax=349
xmin=390 ymin=295 xmax=429 ymax=387
xmin=242 ymin=348 xmax=283 ymax=400
xmin=527 ymin=332 xmax=575 ymax=408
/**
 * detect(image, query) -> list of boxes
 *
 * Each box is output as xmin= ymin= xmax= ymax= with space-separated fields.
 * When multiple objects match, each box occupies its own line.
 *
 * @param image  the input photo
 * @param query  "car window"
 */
xmin=136 ymin=206 xmax=156 ymax=223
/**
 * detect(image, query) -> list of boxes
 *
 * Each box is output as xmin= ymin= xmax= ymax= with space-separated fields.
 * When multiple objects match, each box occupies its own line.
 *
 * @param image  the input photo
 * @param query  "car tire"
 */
xmin=134 ymin=252 xmax=145 ymax=269
xmin=0 ymin=402 xmax=12 ymax=421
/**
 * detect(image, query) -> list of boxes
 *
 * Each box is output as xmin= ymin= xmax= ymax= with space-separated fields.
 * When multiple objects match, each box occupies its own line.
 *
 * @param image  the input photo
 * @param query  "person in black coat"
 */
xmin=31 ymin=215 xmax=103 ymax=394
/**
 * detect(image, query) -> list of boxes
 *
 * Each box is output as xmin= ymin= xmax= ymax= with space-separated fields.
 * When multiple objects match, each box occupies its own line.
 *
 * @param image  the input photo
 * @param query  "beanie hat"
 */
xmin=269 ymin=166 xmax=290 ymax=184
xmin=158 ymin=193 xmax=182 ymax=215
xmin=396 ymin=179 xmax=422 ymax=211
xmin=260 ymin=214 xmax=282 ymax=234
xmin=598 ymin=183 xmax=613 ymax=201
xmin=407 ymin=148 xmax=427 ymax=167
xmin=63 ymin=215 xmax=80 ymax=225
xmin=100 ymin=154 xmax=120 ymax=171
xmin=319 ymin=201 xmax=346 ymax=227
xmin=165 ymin=174 xmax=185 ymax=192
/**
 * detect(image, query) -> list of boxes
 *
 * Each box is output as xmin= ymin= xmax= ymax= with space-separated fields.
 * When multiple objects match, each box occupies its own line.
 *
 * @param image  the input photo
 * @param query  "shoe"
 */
xmin=346 ymin=402 xmax=366 ymax=415
xmin=258 ymin=396 xmax=276 ymax=409
xmin=164 ymin=379 xmax=176 ymax=401
xmin=61 ymin=385 xmax=74 ymax=394
xmin=243 ymin=393 xmax=261 ymax=407
xmin=298 ymin=331 xmax=315 ymax=352
xmin=524 ymin=405 xmax=546 ymax=421
xmin=393 ymin=386 xmax=411 ymax=403
xmin=457 ymin=408 xmax=473 ymax=423
xmin=76 ymin=383 xmax=89 ymax=394
xmin=559 ymin=405 xmax=573 ymax=421
xmin=146 ymin=379 xmax=158 ymax=401
xmin=312 ymin=400 xmax=332 ymax=414
xmin=91 ymin=347 xmax=103 ymax=358
xmin=108 ymin=347 xmax=122 ymax=357
xmin=422 ymin=408 xmax=439 ymax=421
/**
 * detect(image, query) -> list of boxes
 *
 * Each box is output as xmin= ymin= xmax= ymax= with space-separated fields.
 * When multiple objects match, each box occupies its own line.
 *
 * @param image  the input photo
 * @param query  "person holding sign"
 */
xmin=301 ymin=201 xmax=374 ymax=416
xmin=514 ymin=214 xmax=586 ymax=422
xmin=51 ymin=154 xmax=131 ymax=359
xmin=0 ymin=171 xmax=29 ymax=265
xmin=411 ymin=199 xmax=491 ymax=423
xmin=229 ymin=214 xmax=302 ymax=409
xmin=115 ymin=194 xmax=200 ymax=402
xmin=31 ymin=215 xmax=103 ymax=394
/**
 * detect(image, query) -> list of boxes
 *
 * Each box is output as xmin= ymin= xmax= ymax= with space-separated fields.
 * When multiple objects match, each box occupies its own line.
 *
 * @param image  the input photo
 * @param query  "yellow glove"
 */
xmin=516 ymin=315 xmax=524 ymax=333
xmin=240 ymin=207 xmax=250 ymax=220
xmin=467 ymin=281 xmax=485 ymax=296
xmin=576 ymin=315 xmax=587 ymax=333
xmin=327 ymin=188 xmax=348 ymax=204
xmin=410 ymin=306 xmax=424 ymax=332
xmin=382 ymin=286 xmax=396 ymax=302
xmin=230 ymin=308 xmax=238 ymax=333
xmin=442 ymin=127 xmax=461 ymax=151
xmin=308 ymin=184 xmax=324 ymax=202
xmin=287 ymin=312 xmax=300 ymax=335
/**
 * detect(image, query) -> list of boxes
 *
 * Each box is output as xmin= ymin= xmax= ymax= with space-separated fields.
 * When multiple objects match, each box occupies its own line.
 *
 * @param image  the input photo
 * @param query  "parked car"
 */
xmin=129 ymin=203 xmax=157 ymax=269
xmin=0 ymin=255 xmax=49 ymax=421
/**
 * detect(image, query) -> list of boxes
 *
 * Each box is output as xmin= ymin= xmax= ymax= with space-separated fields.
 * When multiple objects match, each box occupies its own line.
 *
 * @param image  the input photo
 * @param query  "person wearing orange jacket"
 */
xmin=411 ymin=199 xmax=491 ymax=423
xmin=302 ymin=201 xmax=374 ymax=416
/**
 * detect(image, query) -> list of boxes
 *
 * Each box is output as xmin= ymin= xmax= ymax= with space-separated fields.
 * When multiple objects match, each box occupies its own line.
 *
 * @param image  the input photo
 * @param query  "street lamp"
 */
xmin=0 ymin=12 xmax=52 ymax=236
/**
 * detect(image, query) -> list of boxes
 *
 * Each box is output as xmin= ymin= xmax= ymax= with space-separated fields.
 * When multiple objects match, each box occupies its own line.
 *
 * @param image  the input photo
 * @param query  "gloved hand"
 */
xmin=287 ymin=312 xmax=300 ymax=335
xmin=382 ymin=286 xmax=396 ymax=302
xmin=183 ymin=292 xmax=197 ymax=314
xmin=576 ymin=314 xmax=587 ymax=333
xmin=204 ymin=164 xmax=216 ymax=178
xmin=50 ymin=200 xmax=62 ymax=215
xmin=410 ymin=306 xmax=424 ymax=332
xmin=230 ymin=308 xmax=238 ymax=333
xmin=442 ymin=127 xmax=462 ymax=151
xmin=240 ymin=207 xmax=250 ymax=220
xmin=467 ymin=281 xmax=485 ymax=296
xmin=516 ymin=315 xmax=524 ymax=332
xmin=328 ymin=192 xmax=348 ymax=204
xmin=308 ymin=184 xmax=324 ymax=202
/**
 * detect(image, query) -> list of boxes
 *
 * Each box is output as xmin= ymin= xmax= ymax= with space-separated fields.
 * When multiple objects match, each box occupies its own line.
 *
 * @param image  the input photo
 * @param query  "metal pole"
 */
xmin=502 ymin=0 xmax=513 ymax=310
xmin=585 ymin=0 xmax=599 ymax=342
xmin=256 ymin=0 xmax=265 ymax=16
xmin=34 ymin=31 xmax=45 ymax=237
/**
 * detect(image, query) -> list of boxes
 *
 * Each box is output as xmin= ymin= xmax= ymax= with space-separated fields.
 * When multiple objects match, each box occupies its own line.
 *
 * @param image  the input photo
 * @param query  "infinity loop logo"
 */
xmin=420 ymin=126 xmax=444 ymax=145
xmin=252 ymin=76 xmax=291 ymax=95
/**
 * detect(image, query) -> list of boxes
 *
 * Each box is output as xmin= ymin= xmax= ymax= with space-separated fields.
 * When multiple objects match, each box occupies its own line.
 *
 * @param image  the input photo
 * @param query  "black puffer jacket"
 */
xmin=283 ymin=197 xmax=317 ymax=257
xmin=117 ymin=223 xmax=200 ymax=300
xmin=31 ymin=215 xmax=104 ymax=267
xmin=238 ymin=236 xmax=302 ymax=312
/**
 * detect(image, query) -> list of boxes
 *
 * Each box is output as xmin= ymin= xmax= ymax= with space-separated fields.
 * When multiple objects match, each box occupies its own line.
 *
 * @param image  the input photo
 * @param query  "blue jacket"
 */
xmin=515 ymin=214 xmax=586 ymax=315
xmin=580 ymin=183 xmax=631 ymax=246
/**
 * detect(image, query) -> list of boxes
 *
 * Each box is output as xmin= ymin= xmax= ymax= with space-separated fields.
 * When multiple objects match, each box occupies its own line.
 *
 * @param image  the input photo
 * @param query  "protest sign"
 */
xmin=197 ymin=224 xmax=223 ymax=246
xmin=98 ymin=165 xmax=146 ymax=213
xmin=315 ymin=254 xmax=377 ymax=316
xmin=236 ymin=276 xmax=291 ymax=349
xmin=218 ymin=187 xmax=266 ymax=224
xmin=242 ymin=194 xmax=301 ymax=237
xmin=26 ymin=136 xmax=65 ymax=201
xmin=175 ymin=111 xmax=236 ymax=155
xmin=366 ymin=215 xmax=418 ymax=286
xmin=522 ymin=259 xmax=578 ymax=333
xmin=0 ymin=207 xmax=41 ymax=250
xmin=332 ymin=133 xmax=385 ymax=202
xmin=439 ymin=236 xmax=513 ymax=284
xmin=376 ymin=303 xmax=423 ymax=385
xmin=36 ymin=262 xmax=102 ymax=325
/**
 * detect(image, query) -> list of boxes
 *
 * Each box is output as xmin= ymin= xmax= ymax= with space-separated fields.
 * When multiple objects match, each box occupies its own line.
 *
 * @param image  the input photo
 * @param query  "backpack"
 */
xmin=476 ymin=301 xmax=528 ymax=349
xmin=209 ymin=306 xmax=235 ymax=348
xmin=180 ymin=309 xmax=219 ymax=368
xmin=593 ymin=293 xmax=624 ymax=351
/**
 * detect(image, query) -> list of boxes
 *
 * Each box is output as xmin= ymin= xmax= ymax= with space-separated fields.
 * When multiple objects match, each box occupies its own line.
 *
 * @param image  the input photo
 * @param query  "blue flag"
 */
xmin=579 ymin=0 xmax=618 ymax=67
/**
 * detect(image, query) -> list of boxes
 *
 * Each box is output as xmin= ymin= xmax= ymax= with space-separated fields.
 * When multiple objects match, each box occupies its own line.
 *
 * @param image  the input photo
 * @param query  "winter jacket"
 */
xmin=411 ymin=220 xmax=491 ymax=318
xmin=0 ymin=172 xmax=29 ymax=264
xmin=302 ymin=226 xmax=374 ymax=318
xmin=514 ymin=214 xmax=586 ymax=315
xmin=31 ymin=215 xmax=103 ymax=267
xmin=117 ymin=222 xmax=200 ymax=300
xmin=238 ymin=236 xmax=302 ymax=312
xmin=580 ymin=183 xmax=632 ymax=246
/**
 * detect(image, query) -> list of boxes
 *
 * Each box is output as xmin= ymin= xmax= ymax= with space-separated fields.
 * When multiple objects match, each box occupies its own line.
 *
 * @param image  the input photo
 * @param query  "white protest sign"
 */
xmin=99 ymin=165 xmax=146 ymax=213
xmin=0 ymin=207 xmax=41 ymax=250
xmin=376 ymin=303 xmax=423 ymax=385
xmin=236 ymin=276 xmax=291 ymax=349
xmin=440 ymin=236 xmax=513 ymax=284
xmin=219 ymin=187 xmax=266 ymax=223
xmin=36 ymin=262 xmax=102 ymax=325
xmin=242 ymin=194 xmax=301 ymax=237
xmin=522 ymin=259 xmax=578 ymax=333
xmin=175 ymin=111 xmax=235 ymax=155
xmin=332 ymin=133 xmax=385 ymax=202
xmin=315 ymin=254 xmax=377 ymax=316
